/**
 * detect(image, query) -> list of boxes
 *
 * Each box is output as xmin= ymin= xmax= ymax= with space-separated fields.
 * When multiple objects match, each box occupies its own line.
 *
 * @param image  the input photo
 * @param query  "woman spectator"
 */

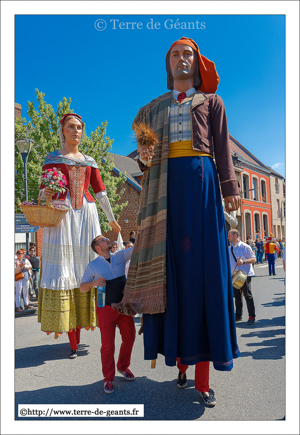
xmin=15 ymin=250 xmax=33 ymax=312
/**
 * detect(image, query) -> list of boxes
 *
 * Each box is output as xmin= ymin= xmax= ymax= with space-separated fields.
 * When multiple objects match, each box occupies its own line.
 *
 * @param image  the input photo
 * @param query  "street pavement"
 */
xmin=14 ymin=259 xmax=286 ymax=422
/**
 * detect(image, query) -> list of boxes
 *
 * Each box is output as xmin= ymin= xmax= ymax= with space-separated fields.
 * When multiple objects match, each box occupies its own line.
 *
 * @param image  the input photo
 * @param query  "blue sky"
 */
xmin=15 ymin=14 xmax=286 ymax=176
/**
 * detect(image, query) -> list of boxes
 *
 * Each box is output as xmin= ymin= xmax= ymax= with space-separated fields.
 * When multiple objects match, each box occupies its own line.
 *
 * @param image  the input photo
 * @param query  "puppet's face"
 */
xmin=62 ymin=117 xmax=83 ymax=146
xmin=169 ymin=44 xmax=196 ymax=81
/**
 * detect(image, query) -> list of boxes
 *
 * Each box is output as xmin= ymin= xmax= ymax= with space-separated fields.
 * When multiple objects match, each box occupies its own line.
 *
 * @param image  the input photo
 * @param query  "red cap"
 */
xmin=60 ymin=113 xmax=82 ymax=125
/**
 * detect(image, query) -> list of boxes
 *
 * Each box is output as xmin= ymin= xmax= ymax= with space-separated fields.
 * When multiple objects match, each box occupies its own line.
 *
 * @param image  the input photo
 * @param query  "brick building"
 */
xmin=229 ymin=135 xmax=274 ymax=240
xmin=103 ymin=153 xmax=142 ymax=243
xmin=269 ymin=169 xmax=285 ymax=238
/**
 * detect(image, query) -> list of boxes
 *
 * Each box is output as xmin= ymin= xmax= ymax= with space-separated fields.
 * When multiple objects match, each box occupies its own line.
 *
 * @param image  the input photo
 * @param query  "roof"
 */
xmin=108 ymin=153 xmax=142 ymax=191
xmin=229 ymin=135 xmax=270 ymax=170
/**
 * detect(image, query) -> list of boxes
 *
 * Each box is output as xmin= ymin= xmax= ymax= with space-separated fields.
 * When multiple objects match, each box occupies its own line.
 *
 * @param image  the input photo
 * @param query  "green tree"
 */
xmin=15 ymin=89 xmax=127 ymax=232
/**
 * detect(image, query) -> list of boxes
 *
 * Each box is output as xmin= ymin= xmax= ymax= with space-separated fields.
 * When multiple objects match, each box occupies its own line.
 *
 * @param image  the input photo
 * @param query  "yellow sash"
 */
xmin=168 ymin=140 xmax=213 ymax=159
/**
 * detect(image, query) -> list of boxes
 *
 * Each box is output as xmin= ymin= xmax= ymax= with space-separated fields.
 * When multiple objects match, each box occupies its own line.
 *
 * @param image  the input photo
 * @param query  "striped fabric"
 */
xmin=112 ymin=91 xmax=173 ymax=315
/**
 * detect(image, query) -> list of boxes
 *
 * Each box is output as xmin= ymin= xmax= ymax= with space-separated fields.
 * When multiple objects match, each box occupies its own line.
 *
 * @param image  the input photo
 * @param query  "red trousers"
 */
xmin=97 ymin=306 xmax=136 ymax=382
xmin=177 ymin=358 xmax=210 ymax=392
xmin=68 ymin=327 xmax=81 ymax=350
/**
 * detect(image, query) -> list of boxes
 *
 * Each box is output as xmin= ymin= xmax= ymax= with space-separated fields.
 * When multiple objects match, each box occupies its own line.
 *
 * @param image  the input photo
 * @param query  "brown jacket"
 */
xmin=138 ymin=91 xmax=239 ymax=198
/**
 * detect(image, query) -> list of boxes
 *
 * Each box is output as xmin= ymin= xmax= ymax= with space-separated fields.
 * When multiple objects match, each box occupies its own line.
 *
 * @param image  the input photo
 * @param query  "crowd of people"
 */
xmin=245 ymin=233 xmax=285 ymax=264
xmin=14 ymin=242 xmax=40 ymax=312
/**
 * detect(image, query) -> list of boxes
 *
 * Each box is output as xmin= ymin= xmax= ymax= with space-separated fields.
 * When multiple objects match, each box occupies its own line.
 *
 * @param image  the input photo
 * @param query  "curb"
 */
xmin=15 ymin=298 xmax=38 ymax=318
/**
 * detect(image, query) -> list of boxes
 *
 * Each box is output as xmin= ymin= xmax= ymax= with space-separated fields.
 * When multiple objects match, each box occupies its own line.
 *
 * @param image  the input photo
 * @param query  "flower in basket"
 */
xmin=41 ymin=167 xmax=68 ymax=194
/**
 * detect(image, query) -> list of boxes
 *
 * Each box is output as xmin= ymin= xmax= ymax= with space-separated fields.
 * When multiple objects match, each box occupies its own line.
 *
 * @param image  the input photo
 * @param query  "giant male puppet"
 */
xmin=113 ymin=37 xmax=241 ymax=406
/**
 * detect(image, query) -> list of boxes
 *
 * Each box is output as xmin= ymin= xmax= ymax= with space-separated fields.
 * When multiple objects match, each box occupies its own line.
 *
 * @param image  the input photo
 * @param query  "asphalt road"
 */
xmin=14 ymin=259 xmax=286 ymax=423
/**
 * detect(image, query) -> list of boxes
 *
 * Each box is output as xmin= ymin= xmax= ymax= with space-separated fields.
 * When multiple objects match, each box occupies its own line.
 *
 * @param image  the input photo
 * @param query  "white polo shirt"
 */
xmin=81 ymin=247 xmax=134 ymax=283
xmin=228 ymin=241 xmax=255 ymax=277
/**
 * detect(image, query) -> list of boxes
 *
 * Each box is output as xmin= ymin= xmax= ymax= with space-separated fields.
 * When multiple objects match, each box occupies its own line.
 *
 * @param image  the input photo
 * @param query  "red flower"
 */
xmin=59 ymin=181 xmax=64 ymax=187
xmin=53 ymin=171 xmax=58 ymax=176
xmin=47 ymin=169 xmax=52 ymax=172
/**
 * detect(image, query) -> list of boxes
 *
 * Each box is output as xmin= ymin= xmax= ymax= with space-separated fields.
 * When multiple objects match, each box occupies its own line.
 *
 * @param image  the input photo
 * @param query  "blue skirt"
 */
xmin=143 ymin=156 xmax=240 ymax=371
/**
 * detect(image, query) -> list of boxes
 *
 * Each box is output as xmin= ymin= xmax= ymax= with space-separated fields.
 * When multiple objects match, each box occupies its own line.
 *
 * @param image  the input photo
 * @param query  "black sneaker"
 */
xmin=177 ymin=371 xmax=187 ymax=388
xmin=236 ymin=316 xmax=242 ymax=322
xmin=69 ymin=349 xmax=77 ymax=359
xmin=247 ymin=317 xmax=255 ymax=325
xmin=200 ymin=391 xmax=216 ymax=407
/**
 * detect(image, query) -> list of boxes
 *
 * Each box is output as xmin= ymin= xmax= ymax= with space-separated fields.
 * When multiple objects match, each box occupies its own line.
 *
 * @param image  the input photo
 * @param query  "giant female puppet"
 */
xmin=38 ymin=113 xmax=120 ymax=358
xmin=113 ymin=37 xmax=241 ymax=406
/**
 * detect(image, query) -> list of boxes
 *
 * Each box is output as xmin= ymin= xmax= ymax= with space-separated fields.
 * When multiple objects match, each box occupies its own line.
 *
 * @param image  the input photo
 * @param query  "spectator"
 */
xmin=275 ymin=239 xmax=280 ymax=260
xmin=255 ymin=230 xmax=261 ymax=240
xmin=255 ymin=238 xmax=264 ymax=264
xmin=228 ymin=229 xmax=257 ymax=325
xmin=251 ymin=241 xmax=257 ymax=258
xmin=15 ymin=250 xmax=33 ymax=312
xmin=278 ymin=239 xmax=283 ymax=258
xmin=26 ymin=246 xmax=40 ymax=299
xmin=265 ymin=234 xmax=277 ymax=275
xmin=111 ymin=242 xmax=118 ymax=254
xmin=129 ymin=231 xmax=136 ymax=244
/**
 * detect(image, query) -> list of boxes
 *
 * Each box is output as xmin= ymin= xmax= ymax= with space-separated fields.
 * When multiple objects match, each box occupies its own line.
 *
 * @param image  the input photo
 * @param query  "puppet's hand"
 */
xmin=109 ymin=221 xmax=121 ymax=233
xmin=43 ymin=187 xmax=56 ymax=198
xmin=140 ymin=145 xmax=154 ymax=163
xmin=224 ymin=195 xmax=241 ymax=212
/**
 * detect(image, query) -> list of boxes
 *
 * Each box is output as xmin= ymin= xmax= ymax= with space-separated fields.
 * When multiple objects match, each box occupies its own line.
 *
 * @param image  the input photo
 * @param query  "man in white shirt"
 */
xmin=80 ymin=236 xmax=135 ymax=394
xmin=228 ymin=229 xmax=256 ymax=325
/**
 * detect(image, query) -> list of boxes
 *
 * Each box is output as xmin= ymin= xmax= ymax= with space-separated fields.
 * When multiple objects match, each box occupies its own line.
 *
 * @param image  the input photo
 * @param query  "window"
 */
xmin=275 ymin=177 xmax=279 ymax=194
xmin=276 ymin=199 xmax=280 ymax=218
xmin=261 ymin=180 xmax=267 ymax=202
xmin=243 ymin=174 xmax=250 ymax=199
xmin=254 ymin=213 xmax=260 ymax=233
xmin=252 ymin=177 xmax=259 ymax=201
xmin=263 ymin=214 xmax=268 ymax=237
xmin=283 ymin=202 xmax=285 ymax=217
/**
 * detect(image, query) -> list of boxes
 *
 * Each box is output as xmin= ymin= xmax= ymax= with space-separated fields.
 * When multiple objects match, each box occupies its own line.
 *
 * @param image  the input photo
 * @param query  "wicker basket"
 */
xmin=19 ymin=189 xmax=70 ymax=228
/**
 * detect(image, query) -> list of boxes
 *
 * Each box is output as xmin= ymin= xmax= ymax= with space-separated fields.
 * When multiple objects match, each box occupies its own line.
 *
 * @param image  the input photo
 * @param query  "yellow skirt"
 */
xmin=37 ymin=287 xmax=98 ymax=336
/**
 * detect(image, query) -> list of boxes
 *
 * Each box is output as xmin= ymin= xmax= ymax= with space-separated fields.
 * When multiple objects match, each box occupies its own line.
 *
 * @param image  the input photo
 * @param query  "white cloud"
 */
xmin=271 ymin=163 xmax=284 ymax=170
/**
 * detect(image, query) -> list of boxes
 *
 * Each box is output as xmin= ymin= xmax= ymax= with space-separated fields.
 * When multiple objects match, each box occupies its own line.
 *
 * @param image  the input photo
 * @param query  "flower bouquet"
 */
xmin=19 ymin=167 xmax=71 ymax=227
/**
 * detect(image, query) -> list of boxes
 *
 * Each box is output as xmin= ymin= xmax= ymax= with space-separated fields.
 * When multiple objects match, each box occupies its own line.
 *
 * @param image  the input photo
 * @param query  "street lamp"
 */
xmin=16 ymin=138 xmax=34 ymax=253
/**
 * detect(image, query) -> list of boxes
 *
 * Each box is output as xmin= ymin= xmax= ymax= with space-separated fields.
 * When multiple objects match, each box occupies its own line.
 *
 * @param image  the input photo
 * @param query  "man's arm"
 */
xmin=235 ymin=244 xmax=256 ymax=266
xmin=117 ymin=246 xmax=134 ymax=263
xmin=80 ymin=265 xmax=106 ymax=293
xmin=80 ymin=277 xmax=106 ymax=293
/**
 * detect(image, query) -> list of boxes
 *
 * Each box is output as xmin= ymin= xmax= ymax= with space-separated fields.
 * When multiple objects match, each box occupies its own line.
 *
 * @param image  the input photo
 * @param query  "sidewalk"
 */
xmin=15 ymin=295 xmax=38 ymax=318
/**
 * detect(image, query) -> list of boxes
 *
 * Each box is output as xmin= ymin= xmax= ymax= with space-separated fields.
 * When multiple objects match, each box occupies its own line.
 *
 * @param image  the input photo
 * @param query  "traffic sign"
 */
xmin=15 ymin=214 xmax=30 ymax=225
xmin=15 ymin=224 xmax=40 ymax=233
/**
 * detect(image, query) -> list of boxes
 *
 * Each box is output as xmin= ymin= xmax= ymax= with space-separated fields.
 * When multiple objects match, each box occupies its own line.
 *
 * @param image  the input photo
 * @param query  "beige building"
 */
xmin=269 ymin=169 xmax=285 ymax=238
